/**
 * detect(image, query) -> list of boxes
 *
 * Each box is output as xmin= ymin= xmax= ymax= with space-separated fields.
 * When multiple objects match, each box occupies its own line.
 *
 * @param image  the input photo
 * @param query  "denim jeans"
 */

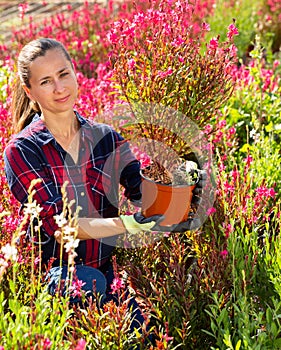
xmin=47 ymin=264 xmax=107 ymax=303
xmin=46 ymin=263 xmax=147 ymax=334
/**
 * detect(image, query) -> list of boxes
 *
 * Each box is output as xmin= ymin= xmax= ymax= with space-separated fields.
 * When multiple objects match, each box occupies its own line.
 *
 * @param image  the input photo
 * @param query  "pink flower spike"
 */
xmin=244 ymin=155 xmax=253 ymax=167
xmin=227 ymin=23 xmax=239 ymax=39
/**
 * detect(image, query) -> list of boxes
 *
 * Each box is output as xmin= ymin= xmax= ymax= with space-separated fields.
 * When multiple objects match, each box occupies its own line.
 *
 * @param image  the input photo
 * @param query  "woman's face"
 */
xmin=23 ymin=48 xmax=78 ymax=118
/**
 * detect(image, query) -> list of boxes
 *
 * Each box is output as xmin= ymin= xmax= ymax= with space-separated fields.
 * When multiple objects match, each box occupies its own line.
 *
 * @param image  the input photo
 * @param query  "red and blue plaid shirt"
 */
xmin=4 ymin=112 xmax=141 ymax=269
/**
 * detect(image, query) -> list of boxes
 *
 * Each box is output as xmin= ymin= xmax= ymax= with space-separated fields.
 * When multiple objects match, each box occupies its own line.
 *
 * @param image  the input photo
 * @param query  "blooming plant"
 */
xmin=108 ymin=0 xmax=239 ymax=185
xmin=110 ymin=1 xmax=238 ymax=125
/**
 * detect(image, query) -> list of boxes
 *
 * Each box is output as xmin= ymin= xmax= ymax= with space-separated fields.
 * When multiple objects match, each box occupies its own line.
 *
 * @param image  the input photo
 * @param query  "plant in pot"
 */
xmin=109 ymin=0 xmax=238 ymax=226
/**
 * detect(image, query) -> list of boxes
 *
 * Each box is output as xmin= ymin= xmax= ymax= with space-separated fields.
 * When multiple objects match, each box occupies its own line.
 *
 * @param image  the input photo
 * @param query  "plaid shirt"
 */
xmin=4 ymin=112 xmax=141 ymax=269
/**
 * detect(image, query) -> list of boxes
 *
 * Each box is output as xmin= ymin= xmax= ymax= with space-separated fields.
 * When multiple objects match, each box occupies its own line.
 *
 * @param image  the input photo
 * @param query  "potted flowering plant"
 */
xmin=109 ymin=0 xmax=238 ymax=225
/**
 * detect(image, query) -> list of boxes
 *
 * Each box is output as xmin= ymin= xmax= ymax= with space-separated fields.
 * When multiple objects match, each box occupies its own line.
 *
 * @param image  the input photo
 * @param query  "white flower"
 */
xmin=64 ymin=226 xmax=77 ymax=236
xmin=54 ymin=213 xmax=68 ymax=228
xmin=0 ymin=258 xmax=9 ymax=268
xmin=1 ymin=244 xmax=18 ymax=261
xmin=64 ymin=238 xmax=80 ymax=253
xmin=23 ymin=201 xmax=43 ymax=219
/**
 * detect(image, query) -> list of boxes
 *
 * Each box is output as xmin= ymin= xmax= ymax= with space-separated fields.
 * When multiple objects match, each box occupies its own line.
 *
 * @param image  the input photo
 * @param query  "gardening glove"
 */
xmin=155 ymin=217 xmax=202 ymax=233
xmin=121 ymin=213 xmax=201 ymax=234
xmin=191 ymin=168 xmax=207 ymax=206
xmin=120 ymin=213 xmax=165 ymax=235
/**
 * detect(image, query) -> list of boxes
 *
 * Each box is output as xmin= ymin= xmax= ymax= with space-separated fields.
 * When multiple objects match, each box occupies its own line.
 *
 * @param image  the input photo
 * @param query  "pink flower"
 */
xmin=256 ymin=186 xmax=276 ymax=198
xmin=178 ymin=55 xmax=184 ymax=63
xmin=223 ymin=223 xmax=234 ymax=238
xmin=208 ymin=37 xmax=219 ymax=51
xmin=74 ymin=339 xmax=87 ymax=350
xmin=171 ymin=36 xmax=185 ymax=47
xmin=273 ymin=60 xmax=280 ymax=69
xmin=157 ymin=67 xmax=174 ymax=79
xmin=207 ymin=207 xmax=216 ymax=216
xmin=128 ymin=59 xmax=136 ymax=70
xmin=18 ymin=3 xmax=29 ymax=21
xmin=69 ymin=279 xmax=86 ymax=298
xmin=43 ymin=338 xmax=52 ymax=349
xmin=229 ymin=44 xmax=238 ymax=57
xmin=220 ymin=250 xmax=229 ymax=258
xmin=107 ymin=31 xmax=118 ymax=45
xmin=223 ymin=181 xmax=235 ymax=193
xmin=228 ymin=126 xmax=236 ymax=135
xmin=163 ymin=333 xmax=174 ymax=342
xmin=230 ymin=169 xmax=239 ymax=181
xmin=111 ymin=277 xmax=125 ymax=294
xmin=204 ymin=124 xmax=213 ymax=134
xmin=202 ymin=22 xmax=211 ymax=31
xmin=227 ymin=23 xmax=239 ymax=40
xmin=218 ymin=119 xmax=226 ymax=129
xmin=244 ymin=155 xmax=253 ymax=167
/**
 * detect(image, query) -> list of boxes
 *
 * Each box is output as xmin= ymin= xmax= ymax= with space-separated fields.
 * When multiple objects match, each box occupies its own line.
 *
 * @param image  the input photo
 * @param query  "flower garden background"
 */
xmin=0 ymin=0 xmax=281 ymax=349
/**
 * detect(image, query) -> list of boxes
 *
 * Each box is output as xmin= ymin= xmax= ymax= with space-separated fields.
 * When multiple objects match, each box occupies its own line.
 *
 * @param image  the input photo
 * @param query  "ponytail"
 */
xmin=11 ymin=78 xmax=40 ymax=133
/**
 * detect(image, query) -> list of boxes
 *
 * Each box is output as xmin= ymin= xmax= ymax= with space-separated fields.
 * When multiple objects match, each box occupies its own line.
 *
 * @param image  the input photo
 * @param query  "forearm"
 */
xmin=78 ymin=217 xmax=126 ymax=240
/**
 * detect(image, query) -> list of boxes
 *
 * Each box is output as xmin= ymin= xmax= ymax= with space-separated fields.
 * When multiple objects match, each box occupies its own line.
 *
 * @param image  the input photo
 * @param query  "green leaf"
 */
xmin=239 ymin=143 xmax=253 ymax=153
xmin=265 ymin=122 xmax=274 ymax=132
xmin=273 ymin=338 xmax=281 ymax=347
xmin=235 ymin=339 xmax=242 ymax=350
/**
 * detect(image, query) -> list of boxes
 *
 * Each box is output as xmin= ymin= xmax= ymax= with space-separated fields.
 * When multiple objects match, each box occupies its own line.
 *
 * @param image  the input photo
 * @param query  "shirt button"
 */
xmin=81 ymin=191 xmax=85 ymax=197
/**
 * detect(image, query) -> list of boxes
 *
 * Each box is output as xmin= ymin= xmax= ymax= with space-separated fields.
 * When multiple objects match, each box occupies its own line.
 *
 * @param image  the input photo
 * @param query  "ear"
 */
xmin=22 ymin=84 xmax=34 ymax=101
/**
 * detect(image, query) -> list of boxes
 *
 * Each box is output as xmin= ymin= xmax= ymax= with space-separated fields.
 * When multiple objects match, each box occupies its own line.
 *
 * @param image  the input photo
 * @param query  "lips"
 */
xmin=55 ymin=95 xmax=70 ymax=103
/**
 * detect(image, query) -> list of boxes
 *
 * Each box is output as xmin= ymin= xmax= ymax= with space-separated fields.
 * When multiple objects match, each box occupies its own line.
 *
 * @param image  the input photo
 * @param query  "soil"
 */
xmin=141 ymin=160 xmax=199 ymax=186
xmin=141 ymin=162 xmax=172 ymax=185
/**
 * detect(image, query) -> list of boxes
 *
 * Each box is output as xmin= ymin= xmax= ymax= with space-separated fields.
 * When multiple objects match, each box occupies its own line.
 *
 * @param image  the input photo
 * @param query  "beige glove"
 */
xmin=120 ymin=213 xmax=164 ymax=235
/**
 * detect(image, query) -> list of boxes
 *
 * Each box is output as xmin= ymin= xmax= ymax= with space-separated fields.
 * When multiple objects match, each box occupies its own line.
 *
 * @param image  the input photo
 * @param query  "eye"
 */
xmin=60 ymin=72 xmax=69 ymax=78
xmin=40 ymin=79 xmax=50 ymax=86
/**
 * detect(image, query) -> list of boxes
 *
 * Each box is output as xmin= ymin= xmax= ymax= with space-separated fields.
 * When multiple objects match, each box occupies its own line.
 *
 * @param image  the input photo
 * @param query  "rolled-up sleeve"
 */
xmin=4 ymin=141 xmax=63 ymax=236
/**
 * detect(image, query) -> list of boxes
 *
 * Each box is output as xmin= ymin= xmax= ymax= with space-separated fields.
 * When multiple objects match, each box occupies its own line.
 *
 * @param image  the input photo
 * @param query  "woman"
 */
xmin=4 ymin=38 xmax=201 ymax=303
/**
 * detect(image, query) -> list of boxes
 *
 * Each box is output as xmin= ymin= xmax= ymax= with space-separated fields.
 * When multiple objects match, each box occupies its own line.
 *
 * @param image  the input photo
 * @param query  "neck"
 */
xmin=43 ymin=111 xmax=79 ymax=138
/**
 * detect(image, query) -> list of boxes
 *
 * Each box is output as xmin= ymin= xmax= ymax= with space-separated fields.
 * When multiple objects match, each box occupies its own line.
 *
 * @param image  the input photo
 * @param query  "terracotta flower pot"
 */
xmin=140 ymin=171 xmax=195 ymax=226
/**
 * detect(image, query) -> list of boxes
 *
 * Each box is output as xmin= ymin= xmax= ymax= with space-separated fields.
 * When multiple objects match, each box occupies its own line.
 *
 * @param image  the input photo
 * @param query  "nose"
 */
xmin=53 ymin=79 xmax=65 ymax=93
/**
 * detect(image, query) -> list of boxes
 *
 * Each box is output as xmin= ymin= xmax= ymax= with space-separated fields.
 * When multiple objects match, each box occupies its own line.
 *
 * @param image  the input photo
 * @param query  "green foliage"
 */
xmin=0 ymin=65 xmax=14 ymax=103
xmin=225 ymin=42 xmax=281 ymax=143
xmin=0 ymin=289 xmax=73 ymax=349
xmin=203 ymin=208 xmax=281 ymax=350
xmin=205 ymin=0 xmax=281 ymax=62
xmin=205 ymin=0 xmax=263 ymax=60
xmin=222 ymin=39 xmax=281 ymax=199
